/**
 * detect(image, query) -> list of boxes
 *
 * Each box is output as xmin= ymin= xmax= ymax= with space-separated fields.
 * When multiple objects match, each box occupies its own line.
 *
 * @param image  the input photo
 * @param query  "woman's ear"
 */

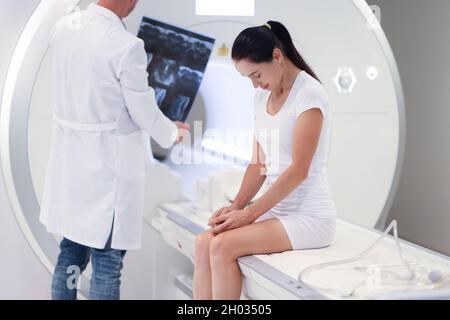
xmin=272 ymin=48 xmax=283 ymax=64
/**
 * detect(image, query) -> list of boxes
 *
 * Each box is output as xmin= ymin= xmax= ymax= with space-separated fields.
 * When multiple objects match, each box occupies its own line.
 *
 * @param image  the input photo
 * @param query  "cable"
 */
xmin=296 ymin=220 xmax=434 ymax=298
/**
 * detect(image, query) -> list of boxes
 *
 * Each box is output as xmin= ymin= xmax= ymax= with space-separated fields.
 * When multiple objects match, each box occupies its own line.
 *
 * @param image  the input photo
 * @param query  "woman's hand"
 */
xmin=208 ymin=205 xmax=237 ymax=227
xmin=209 ymin=208 xmax=257 ymax=234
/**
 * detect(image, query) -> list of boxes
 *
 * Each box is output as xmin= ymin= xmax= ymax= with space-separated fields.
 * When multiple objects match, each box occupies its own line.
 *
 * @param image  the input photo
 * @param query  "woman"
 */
xmin=194 ymin=21 xmax=337 ymax=300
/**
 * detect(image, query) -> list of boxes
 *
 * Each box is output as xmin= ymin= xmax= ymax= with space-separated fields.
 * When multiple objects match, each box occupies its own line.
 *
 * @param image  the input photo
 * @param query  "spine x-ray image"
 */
xmin=137 ymin=17 xmax=215 ymax=122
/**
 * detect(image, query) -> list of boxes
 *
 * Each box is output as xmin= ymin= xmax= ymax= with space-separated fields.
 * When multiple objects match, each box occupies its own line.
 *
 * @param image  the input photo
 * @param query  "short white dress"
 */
xmin=254 ymin=71 xmax=337 ymax=250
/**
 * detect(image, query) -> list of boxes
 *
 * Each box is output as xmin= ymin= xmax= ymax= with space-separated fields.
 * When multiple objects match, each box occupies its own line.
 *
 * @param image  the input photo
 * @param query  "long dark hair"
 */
xmin=231 ymin=21 xmax=320 ymax=83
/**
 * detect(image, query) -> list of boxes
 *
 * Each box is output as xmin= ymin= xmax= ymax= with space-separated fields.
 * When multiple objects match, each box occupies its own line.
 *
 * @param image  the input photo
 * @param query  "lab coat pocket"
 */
xmin=117 ymin=130 xmax=147 ymax=179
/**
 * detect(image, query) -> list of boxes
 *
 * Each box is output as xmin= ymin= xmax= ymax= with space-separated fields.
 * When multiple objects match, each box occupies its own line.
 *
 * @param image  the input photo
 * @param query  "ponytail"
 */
xmin=232 ymin=21 xmax=320 ymax=83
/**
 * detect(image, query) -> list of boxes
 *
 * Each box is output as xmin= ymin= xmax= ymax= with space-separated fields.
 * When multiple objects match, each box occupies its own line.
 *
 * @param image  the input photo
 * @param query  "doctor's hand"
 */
xmin=209 ymin=208 xmax=256 ymax=234
xmin=174 ymin=121 xmax=190 ymax=143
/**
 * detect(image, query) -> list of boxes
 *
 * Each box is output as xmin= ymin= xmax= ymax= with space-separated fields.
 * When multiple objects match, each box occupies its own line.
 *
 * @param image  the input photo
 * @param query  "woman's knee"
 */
xmin=195 ymin=230 xmax=215 ymax=256
xmin=209 ymin=233 xmax=235 ymax=263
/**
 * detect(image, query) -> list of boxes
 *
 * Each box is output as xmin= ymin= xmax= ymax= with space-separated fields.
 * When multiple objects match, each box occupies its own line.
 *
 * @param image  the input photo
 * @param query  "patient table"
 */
xmin=151 ymin=201 xmax=450 ymax=300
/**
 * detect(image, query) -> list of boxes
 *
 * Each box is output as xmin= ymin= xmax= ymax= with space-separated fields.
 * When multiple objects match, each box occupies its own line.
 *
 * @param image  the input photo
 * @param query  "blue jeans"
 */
xmin=51 ymin=231 xmax=126 ymax=300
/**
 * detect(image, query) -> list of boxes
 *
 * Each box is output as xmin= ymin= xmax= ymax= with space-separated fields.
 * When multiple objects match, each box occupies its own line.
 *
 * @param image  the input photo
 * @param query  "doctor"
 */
xmin=39 ymin=0 xmax=188 ymax=300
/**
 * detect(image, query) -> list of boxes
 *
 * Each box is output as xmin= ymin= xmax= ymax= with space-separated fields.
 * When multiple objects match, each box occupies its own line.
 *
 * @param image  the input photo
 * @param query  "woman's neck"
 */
xmin=275 ymin=61 xmax=301 ymax=95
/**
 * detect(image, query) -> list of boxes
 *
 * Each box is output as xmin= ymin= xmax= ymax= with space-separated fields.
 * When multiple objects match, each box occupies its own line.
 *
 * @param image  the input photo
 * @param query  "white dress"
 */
xmin=254 ymin=71 xmax=337 ymax=250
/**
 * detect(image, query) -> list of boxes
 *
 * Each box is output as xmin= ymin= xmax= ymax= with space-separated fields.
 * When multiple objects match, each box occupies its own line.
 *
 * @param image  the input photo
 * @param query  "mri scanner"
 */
xmin=1 ymin=0 xmax=450 ymax=299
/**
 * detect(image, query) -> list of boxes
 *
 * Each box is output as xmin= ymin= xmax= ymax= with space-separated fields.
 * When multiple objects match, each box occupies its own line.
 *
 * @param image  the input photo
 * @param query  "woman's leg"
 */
xmin=193 ymin=230 xmax=215 ymax=299
xmin=209 ymin=218 xmax=292 ymax=300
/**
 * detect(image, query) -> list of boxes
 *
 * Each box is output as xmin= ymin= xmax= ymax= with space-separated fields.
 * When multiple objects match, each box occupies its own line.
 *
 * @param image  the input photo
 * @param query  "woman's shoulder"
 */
xmin=295 ymin=72 xmax=328 ymax=103
xmin=291 ymin=72 xmax=329 ymax=116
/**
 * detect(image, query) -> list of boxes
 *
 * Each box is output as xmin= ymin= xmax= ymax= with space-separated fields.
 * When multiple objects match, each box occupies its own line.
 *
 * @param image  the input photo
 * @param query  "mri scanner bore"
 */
xmin=5 ymin=0 xmax=450 ymax=300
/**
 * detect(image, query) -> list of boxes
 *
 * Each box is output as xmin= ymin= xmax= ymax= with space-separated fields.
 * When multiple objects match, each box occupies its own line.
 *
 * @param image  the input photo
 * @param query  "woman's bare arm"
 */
xmin=245 ymin=108 xmax=323 ymax=219
xmin=231 ymin=136 xmax=267 ymax=209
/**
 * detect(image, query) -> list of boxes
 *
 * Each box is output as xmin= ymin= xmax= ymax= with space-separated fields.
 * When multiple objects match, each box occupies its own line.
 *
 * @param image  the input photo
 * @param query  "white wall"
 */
xmin=0 ymin=0 xmax=51 ymax=299
xmin=369 ymin=0 xmax=450 ymax=256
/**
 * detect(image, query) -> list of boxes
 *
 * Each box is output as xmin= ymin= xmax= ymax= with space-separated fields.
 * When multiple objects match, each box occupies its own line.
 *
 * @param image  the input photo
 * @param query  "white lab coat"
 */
xmin=39 ymin=4 xmax=177 ymax=250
